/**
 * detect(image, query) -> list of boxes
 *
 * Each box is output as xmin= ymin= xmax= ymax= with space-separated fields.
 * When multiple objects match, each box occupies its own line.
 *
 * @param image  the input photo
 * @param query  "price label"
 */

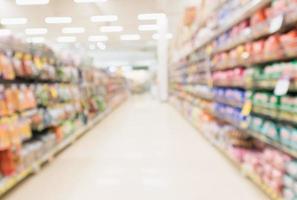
xmin=269 ymin=15 xmax=284 ymax=33
xmin=241 ymin=100 xmax=252 ymax=116
xmin=274 ymin=77 xmax=290 ymax=96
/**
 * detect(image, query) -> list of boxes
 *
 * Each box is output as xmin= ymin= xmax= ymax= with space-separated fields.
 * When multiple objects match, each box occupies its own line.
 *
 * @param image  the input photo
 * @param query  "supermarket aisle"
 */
xmin=3 ymin=95 xmax=268 ymax=200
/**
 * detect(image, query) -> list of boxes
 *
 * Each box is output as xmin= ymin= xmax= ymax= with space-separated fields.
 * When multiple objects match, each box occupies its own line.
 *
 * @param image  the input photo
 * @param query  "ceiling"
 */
xmin=0 ymin=0 xmax=198 ymax=65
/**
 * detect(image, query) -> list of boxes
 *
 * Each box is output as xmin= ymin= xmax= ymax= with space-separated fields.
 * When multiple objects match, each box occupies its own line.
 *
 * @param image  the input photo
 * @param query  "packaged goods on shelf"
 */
xmin=0 ymin=32 xmax=129 ymax=196
xmin=169 ymin=1 xmax=297 ymax=199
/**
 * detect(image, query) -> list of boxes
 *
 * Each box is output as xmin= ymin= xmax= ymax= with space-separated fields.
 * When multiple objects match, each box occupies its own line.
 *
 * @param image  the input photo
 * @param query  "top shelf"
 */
xmin=174 ymin=0 xmax=271 ymax=63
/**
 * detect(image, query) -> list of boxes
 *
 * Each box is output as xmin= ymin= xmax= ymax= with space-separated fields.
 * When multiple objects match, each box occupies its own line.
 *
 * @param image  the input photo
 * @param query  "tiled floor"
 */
xmin=3 ymin=95 xmax=268 ymax=200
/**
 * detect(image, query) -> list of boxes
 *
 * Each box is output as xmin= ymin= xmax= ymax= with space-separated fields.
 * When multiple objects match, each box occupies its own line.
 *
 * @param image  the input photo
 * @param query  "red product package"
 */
xmin=251 ymin=8 xmax=267 ymax=26
xmin=0 ymin=149 xmax=17 ymax=176
xmin=265 ymin=35 xmax=282 ymax=51
xmin=280 ymin=30 xmax=297 ymax=57
xmin=252 ymin=40 xmax=265 ymax=61
xmin=264 ymin=35 xmax=283 ymax=59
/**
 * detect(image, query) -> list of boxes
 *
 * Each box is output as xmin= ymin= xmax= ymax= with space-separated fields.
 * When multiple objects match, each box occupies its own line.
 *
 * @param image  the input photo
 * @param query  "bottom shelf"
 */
xmin=171 ymin=103 xmax=283 ymax=200
xmin=0 ymin=93 xmax=128 ymax=197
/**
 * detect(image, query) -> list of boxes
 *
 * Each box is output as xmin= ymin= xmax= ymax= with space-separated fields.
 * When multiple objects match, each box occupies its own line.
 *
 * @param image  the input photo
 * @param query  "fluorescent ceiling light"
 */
xmin=152 ymin=33 xmax=173 ymax=40
xmin=74 ymin=0 xmax=107 ymax=3
xmin=100 ymin=26 xmax=123 ymax=33
xmin=1 ymin=18 xmax=28 ymax=25
xmin=45 ymin=17 xmax=72 ymax=24
xmin=57 ymin=36 xmax=76 ymax=43
xmin=26 ymin=37 xmax=45 ymax=43
xmin=0 ymin=29 xmax=11 ymax=35
xmin=16 ymin=0 xmax=49 ymax=5
xmin=120 ymin=34 xmax=140 ymax=41
xmin=89 ymin=44 xmax=96 ymax=50
xmin=97 ymin=42 xmax=106 ymax=50
xmin=62 ymin=27 xmax=85 ymax=34
xmin=88 ymin=35 xmax=108 ymax=42
xmin=91 ymin=15 xmax=118 ymax=22
xmin=138 ymin=13 xmax=165 ymax=20
xmin=25 ymin=28 xmax=47 ymax=35
xmin=138 ymin=24 xmax=158 ymax=31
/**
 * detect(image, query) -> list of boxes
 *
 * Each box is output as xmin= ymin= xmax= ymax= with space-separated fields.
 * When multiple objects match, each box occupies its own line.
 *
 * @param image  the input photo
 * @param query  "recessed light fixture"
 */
xmin=100 ymin=26 xmax=123 ymax=33
xmin=57 ymin=36 xmax=76 ymax=43
xmin=138 ymin=24 xmax=158 ymax=31
xmin=97 ymin=42 xmax=106 ymax=50
xmin=120 ymin=34 xmax=140 ymax=41
xmin=90 ymin=15 xmax=118 ymax=22
xmin=62 ymin=27 xmax=85 ymax=34
xmin=0 ymin=29 xmax=11 ymax=35
xmin=89 ymin=44 xmax=96 ymax=50
xmin=1 ymin=17 xmax=28 ymax=25
xmin=45 ymin=17 xmax=72 ymax=24
xmin=74 ymin=0 xmax=107 ymax=3
xmin=138 ymin=13 xmax=165 ymax=20
xmin=88 ymin=35 xmax=108 ymax=42
xmin=25 ymin=28 xmax=47 ymax=35
xmin=26 ymin=37 xmax=45 ymax=43
xmin=152 ymin=33 xmax=173 ymax=40
xmin=16 ymin=0 xmax=49 ymax=5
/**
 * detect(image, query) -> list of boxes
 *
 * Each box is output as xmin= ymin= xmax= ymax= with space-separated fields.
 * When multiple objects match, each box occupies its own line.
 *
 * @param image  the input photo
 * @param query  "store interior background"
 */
xmin=3 ymin=0 xmax=297 ymax=200
xmin=0 ymin=0 xmax=203 ymax=99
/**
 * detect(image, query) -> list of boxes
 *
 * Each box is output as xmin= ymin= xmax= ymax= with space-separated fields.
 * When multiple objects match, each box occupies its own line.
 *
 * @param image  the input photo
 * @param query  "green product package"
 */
xmin=280 ymin=125 xmax=293 ymax=147
xmin=269 ymin=95 xmax=281 ymax=109
xmin=290 ymin=128 xmax=297 ymax=150
xmin=280 ymin=95 xmax=297 ymax=113
xmin=249 ymin=116 xmax=264 ymax=132
xmin=253 ymin=92 xmax=270 ymax=107
xmin=261 ymin=120 xmax=279 ymax=141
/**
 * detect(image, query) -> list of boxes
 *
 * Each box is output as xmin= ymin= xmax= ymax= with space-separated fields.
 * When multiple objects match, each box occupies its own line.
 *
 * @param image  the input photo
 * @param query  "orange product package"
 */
xmin=264 ymin=34 xmax=283 ymax=59
xmin=17 ymin=85 xmax=27 ymax=111
xmin=183 ymin=6 xmax=197 ymax=26
xmin=281 ymin=30 xmax=297 ymax=49
xmin=0 ymin=85 xmax=9 ymax=116
xmin=6 ymin=117 xmax=22 ymax=148
xmin=26 ymin=85 xmax=37 ymax=109
xmin=10 ymin=85 xmax=20 ymax=112
xmin=53 ymin=126 xmax=63 ymax=143
xmin=4 ymin=87 xmax=16 ymax=115
xmin=0 ymin=53 xmax=15 ymax=80
xmin=251 ymin=8 xmax=267 ymax=26
xmin=0 ymin=121 xmax=11 ymax=150
xmin=12 ymin=52 xmax=24 ymax=77
xmin=22 ymin=54 xmax=34 ymax=77
xmin=17 ymin=118 xmax=32 ymax=141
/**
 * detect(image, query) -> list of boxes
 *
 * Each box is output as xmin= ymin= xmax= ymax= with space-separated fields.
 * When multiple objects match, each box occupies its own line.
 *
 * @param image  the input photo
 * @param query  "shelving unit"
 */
xmin=170 ymin=1 xmax=297 ymax=199
xmin=172 ymin=104 xmax=282 ymax=200
xmin=0 ymin=33 xmax=130 ymax=196
xmin=0 ymin=92 xmax=128 ymax=197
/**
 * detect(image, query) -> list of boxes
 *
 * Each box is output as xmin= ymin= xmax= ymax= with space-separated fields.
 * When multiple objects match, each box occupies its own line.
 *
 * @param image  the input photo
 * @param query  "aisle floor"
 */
xmin=3 ymin=95 xmax=268 ymax=200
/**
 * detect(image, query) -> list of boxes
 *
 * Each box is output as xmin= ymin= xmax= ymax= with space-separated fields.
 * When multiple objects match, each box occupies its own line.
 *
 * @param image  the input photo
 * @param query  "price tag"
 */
xmin=274 ymin=77 xmax=290 ymax=96
xmin=269 ymin=15 xmax=284 ymax=33
xmin=241 ymin=100 xmax=252 ymax=116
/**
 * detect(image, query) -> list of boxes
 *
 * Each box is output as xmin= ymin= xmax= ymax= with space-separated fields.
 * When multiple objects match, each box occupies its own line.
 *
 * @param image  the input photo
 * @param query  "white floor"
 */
xmin=3 ymin=95 xmax=268 ymax=200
